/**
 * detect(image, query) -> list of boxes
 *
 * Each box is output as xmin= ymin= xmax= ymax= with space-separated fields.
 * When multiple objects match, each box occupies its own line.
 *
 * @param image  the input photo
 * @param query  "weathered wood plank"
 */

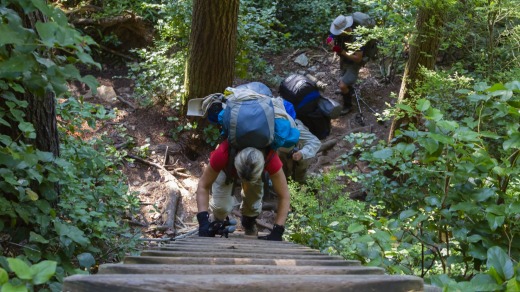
xmin=123 ymin=256 xmax=361 ymax=266
xmin=140 ymin=250 xmax=344 ymax=260
xmin=98 ymin=263 xmax=386 ymax=275
xmin=63 ymin=274 xmax=425 ymax=292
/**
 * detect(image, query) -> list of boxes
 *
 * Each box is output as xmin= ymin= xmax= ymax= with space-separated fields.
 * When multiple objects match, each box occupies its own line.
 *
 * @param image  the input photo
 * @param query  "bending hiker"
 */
xmin=195 ymin=142 xmax=290 ymax=241
xmin=190 ymin=85 xmax=298 ymax=241
xmin=326 ymin=15 xmax=364 ymax=115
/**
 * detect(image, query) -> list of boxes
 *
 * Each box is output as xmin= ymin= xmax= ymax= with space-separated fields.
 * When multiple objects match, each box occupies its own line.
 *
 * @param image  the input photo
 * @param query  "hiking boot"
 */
xmin=340 ymin=107 xmax=351 ymax=116
xmin=241 ymin=216 xmax=258 ymax=236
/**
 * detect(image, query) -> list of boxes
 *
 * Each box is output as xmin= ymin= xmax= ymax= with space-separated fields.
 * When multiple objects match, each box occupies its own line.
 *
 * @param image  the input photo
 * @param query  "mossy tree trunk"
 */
xmin=183 ymin=0 xmax=239 ymax=109
xmin=4 ymin=3 xmax=60 ymax=157
xmin=387 ymin=5 xmax=444 ymax=143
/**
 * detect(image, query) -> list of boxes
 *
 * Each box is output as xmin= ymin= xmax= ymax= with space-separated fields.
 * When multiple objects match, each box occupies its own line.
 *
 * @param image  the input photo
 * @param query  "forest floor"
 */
xmin=70 ymin=47 xmax=400 ymax=242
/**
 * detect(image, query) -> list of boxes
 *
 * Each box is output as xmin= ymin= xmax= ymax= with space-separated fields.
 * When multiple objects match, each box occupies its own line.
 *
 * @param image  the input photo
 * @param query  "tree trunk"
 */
xmin=183 ymin=0 xmax=239 ymax=107
xmin=387 ymin=6 xmax=443 ymax=143
xmin=4 ymin=3 xmax=60 ymax=157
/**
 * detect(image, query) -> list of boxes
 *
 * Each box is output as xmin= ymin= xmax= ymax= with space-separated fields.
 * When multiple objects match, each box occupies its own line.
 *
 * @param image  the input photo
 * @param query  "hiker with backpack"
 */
xmin=326 ymin=13 xmax=373 ymax=115
xmin=277 ymin=115 xmax=321 ymax=183
xmin=193 ymin=87 xmax=295 ymax=241
xmin=195 ymin=143 xmax=290 ymax=241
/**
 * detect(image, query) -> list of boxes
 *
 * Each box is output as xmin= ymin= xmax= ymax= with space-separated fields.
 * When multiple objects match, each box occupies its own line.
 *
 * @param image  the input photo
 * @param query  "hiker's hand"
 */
xmin=197 ymin=211 xmax=214 ymax=237
xmin=332 ymin=46 xmax=342 ymax=53
xmin=292 ymin=151 xmax=303 ymax=161
xmin=326 ymin=36 xmax=333 ymax=45
xmin=258 ymin=224 xmax=284 ymax=241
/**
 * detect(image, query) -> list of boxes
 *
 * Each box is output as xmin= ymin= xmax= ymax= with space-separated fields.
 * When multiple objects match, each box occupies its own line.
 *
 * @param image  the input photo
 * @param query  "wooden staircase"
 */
xmin=63 ymin=233 xmax=436 ymax=291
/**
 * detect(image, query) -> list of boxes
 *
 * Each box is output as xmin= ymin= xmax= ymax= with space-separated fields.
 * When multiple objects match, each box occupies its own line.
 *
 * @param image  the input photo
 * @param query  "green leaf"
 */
xmin=77 ymin=253 xmax=95 ymax=270
xmin=396 ymin=103 xmax=414 ymax=112
xmin=469 ymin=244 xmax=487 ymax=260
xmin=487 ymin=246 xmax=514 ymax=281
xmin=25 ymin=189 xmax=38 ymax=201
xmin=30 ymin=0 xmax=53 ymax=16
xmin=347 ymin=223 xmax=364 ymax=233
xmin=467 ymin=234 xmax=483 ymax=243
xmin=0 ymin=55 xmax=36 ymax=79
xmin=372 ymin=148 xmax=393 ymax=160
xmin=29 ymin=232 xmax=49 ymax=244
xmin=420 ymin=137 xmax=439 ymax=154
xmin=0 ymin=282 xmax=28 ymax=292
xmin=425 ymin=108 xmax=443 ymax=121
xmin=468 ymin=94 xmax=489 ymax=102
xmin=503 ymin=133 xmax=520 ymax=150
xmin=506 ymin=277 xmax=520 ymax=292
xmin=473 ymin=188 xmax=495 ymax=202
xmin=429 ymin=133 xmax=454 ymax=145
xmin=486 ymin=214 xmax=505 ymax=231
xmin=54 ymin=221 xmax=90 ymax=246
xmin=395 ymin=143 xmax=415 ymax=156
xmin=450 ymin=203 xmax=476 ymax=213
xmin=399 ymin=209 xmax=417 ymax=220
xmin=488 ymin=266 xmax=503 ymax=284
xmin=470 ymin=274 xmax=502 ymax=291
xmin=30 ymin=260 xmax=56 ymax=285
xmin=0 ymin=267 xmax=7 ymax=285
xmin=416 ymin=99 xmax=430 ymax=112
xmin=36 ymin=150 xmax=54 ymax=162
xmin=424 ymin=196 xmax=441 ymax=207
xmin=437 ymin=120 xmax=458 ymax=132
xmin=79 ymin=75 xmax=99 ymax=95
xmin=76 ymin=52 xmax=99 ymax=68
xmin=18 ymin=122 xmax=35 ymax=134
xmin=7 ymin=258 xmax=32 ymax=280
xmin=453 ymin=128 xmax=480 ymax=142
xmin=35 ymin=22 xmax=58 ymax=47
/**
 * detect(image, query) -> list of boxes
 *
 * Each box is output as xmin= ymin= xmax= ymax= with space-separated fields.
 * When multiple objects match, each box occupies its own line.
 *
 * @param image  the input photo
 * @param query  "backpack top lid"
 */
xmin=236 ymin=82 xmax=273 ymax=97
xmin=352 ymin=12 xmax=375 ymax=28
xmin=221 ymin=87 xmax=275 ymax=150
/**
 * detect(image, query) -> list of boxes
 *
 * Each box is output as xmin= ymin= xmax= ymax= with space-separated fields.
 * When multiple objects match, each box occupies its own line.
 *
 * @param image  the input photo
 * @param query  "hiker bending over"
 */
xmin=326 ymin=15 xmax=364 ymax=115
xmin=278 ymin=119 xmax=321 ymax=183
xmin=196 ymin=140 xmax=290 ymax=241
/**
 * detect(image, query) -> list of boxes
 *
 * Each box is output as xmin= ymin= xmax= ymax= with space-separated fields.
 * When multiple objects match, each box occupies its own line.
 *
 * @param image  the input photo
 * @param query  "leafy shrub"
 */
xmin=1 ymin=1 xmax=142 ymax=290
xmin=288 ymin=80 xmax=520 ymax=290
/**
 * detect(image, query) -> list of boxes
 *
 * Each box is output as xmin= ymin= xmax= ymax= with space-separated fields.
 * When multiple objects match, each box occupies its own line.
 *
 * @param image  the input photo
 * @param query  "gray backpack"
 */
xmin=221 ymin=88 xmax=275 ymax=150
xmin=352 ymin=12 xmax=378 ymax=63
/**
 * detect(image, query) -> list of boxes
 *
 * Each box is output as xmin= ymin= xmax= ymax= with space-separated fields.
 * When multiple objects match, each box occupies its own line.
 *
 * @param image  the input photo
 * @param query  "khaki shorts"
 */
xmin=210 ymin=171 xmax=264 ymax=220
xmin=340 ymin=62 xmax=362 ymax=85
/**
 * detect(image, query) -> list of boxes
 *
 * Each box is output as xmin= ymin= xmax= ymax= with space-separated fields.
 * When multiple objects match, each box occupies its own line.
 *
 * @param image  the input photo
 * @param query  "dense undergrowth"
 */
xmin=1 ymin=0 xmax=519 ymax=291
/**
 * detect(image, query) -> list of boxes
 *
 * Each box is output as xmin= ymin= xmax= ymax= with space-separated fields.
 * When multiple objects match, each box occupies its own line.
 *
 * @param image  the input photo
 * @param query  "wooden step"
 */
xmin=98 ymin=263 xmax=386 ymax=275
xmin=63 ymin=274 xmax=425 ymax=292
xmin=123 ymin=256 xmax=360 ymax=266
xmin=140 ymin=249 xmax=345 ymax=260
xmin=63 ymin=233 xmax=432 ymax=291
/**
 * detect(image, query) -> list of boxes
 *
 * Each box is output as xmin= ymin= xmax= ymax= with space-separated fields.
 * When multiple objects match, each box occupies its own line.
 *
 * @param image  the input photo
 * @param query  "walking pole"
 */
xmin=354 ymin=86 xmax=366 ymax=126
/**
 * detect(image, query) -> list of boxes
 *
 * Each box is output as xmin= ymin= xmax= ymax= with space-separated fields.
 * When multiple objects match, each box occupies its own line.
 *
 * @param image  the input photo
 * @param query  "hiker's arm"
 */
xmin=270 ymin=169 xmax=291 ymax=226
xmin=338 ymin=49 xmax=363 ymax=63
xmin=196 ymin=165 xmax=219 ymax=212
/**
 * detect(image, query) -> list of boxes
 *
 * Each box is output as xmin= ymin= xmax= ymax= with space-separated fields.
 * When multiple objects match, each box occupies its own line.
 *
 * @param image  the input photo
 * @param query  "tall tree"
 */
xmin=1 ymin=3 xmax=60 ymax=156
xmin=387 ymin=3 xmax=446 ymax=142
xmin=184 ymin=0 xmax=239 ymax=104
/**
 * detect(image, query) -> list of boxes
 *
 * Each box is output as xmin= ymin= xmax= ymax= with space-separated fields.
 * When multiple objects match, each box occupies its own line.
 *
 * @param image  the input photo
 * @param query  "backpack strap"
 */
xmin=223 ymin=146 xmax=238 ymax=185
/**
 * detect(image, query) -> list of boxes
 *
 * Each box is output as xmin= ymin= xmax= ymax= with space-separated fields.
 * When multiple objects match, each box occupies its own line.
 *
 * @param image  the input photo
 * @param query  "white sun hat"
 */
xmin=330 ymin=15 xmax=353 ymax=35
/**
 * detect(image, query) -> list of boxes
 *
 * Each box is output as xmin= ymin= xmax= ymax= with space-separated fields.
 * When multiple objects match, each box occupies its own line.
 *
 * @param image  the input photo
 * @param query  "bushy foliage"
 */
xmin=438 ymin=0 xmax=520 ymax=81
xmin=1 ymin=1 xmax=141 ymax=290
xmin=288 ymin=79 xmax=520 ymax=290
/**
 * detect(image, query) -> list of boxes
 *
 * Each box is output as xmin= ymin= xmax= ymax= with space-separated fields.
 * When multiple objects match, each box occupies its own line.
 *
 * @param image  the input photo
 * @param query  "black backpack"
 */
xmin=278 ymin=74 xmax=321 ymax=116
xmin=279 ymin=74 xmax=332 ymax=140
